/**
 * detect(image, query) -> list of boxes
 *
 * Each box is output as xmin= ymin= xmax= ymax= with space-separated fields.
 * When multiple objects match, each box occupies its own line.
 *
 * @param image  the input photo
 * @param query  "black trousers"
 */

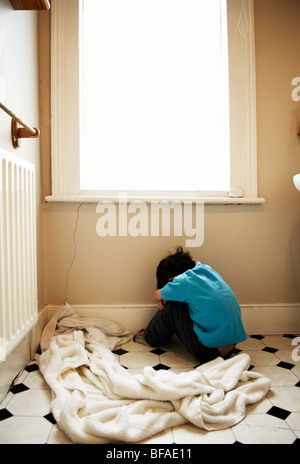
xmin=143 ymin=301 xmax=221 ymax=365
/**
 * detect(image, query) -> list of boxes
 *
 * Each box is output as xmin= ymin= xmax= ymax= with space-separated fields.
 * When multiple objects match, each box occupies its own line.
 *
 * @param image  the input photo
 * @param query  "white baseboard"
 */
xmin=44 ymin=303 xmax=300 ymax=336
xmin=0 ymin=307 xmax=49 ymax=403
xmin=240 ymin=304 xmax=300 ymax=335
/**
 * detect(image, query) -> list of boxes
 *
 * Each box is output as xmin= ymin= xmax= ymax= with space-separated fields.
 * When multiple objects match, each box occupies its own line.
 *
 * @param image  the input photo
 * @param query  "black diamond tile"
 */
xmin=262 ymin=346 xmax=278 ymax=354
xmin=250 ymin=335 xmax=264 ymax=340
xmin=283 ymin=334 xmax=297 ymax=339
xmin=233 ymin=347 xmax=241 ymax=355
xmin=44 ymin=412 xmax=56 ymax=424
xmin=0 ymin=408 xmax=13 ymax=421
xmin=113 ymin=348 xmax=128 ymax=356
xmin=153 ymin=363 xmax=170 ymax=371
xmin=277 ymin=361 xmax=295 ymax=370
xmin=36 ymin=346 xmax=42 ymax=355
xmin=25 ymin=363 xmax=39 ymax=373
xmin=10 ymin=383 xmax=29 ymax=394
xmin=267 ymin=406 xmax=291 ymax=421
xmin=1 ymin=333 xmax=299 ymax=445
xmin=150 ymin=348 xmax=166 ymax=355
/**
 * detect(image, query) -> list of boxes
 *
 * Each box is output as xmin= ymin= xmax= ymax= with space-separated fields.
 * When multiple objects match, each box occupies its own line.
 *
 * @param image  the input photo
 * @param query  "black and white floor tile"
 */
xmin=0 ymin=334 xmax=300 ymax=444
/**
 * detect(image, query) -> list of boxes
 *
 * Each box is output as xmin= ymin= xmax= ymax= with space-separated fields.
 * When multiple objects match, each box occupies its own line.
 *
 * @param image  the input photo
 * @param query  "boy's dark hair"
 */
xmin=156 ymin=246 xmax=196 ymax=289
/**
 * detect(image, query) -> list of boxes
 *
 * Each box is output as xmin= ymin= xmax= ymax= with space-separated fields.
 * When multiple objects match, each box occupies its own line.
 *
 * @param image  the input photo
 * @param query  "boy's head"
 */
xmin=156 ymin=246 xmax=196 ymax=289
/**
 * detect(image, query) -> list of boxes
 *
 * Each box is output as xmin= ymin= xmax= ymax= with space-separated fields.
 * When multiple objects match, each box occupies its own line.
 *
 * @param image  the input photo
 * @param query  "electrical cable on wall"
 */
xmin=63 ymin=203 xmax=85 ymax=305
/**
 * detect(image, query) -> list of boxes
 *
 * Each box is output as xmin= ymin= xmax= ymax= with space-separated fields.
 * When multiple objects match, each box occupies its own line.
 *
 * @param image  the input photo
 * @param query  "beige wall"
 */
xmin=0 ymin=0 xmax=45 ymax=310
xmin=41 ymin=0 xmax=300 ymax=308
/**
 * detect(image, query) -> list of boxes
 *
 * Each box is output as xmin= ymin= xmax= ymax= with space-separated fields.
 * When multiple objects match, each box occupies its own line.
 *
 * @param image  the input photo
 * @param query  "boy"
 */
xmin=134 ymin=247 xmax=247 ymax=364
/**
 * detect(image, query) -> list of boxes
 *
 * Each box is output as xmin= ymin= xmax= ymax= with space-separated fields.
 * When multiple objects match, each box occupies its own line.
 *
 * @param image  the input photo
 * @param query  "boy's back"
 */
xmin=160 ymin=262 xmax=247 ymax=348
xmin=135 ymin=247 xmax=247 ymax=364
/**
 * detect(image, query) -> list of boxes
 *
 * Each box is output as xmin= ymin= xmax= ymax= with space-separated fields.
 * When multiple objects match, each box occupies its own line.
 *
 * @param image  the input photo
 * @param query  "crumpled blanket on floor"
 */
xmin=38 ymin=330 xmax=271 ymax=444
xmin=40 ymin=305 xmax=132 ymax=352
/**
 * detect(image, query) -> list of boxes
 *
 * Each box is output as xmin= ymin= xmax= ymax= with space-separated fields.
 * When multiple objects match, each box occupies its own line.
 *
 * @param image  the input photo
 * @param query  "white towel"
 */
xmin=40 ymin=304 xmax=132 ymax=352
xmin=38 ymin=330 xmax=271 ymax=444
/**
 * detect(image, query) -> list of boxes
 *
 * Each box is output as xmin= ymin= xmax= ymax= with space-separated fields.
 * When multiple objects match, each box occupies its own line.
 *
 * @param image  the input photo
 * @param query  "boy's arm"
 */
xmin=154 ymin=277 xmax=174 ymax=303
xmin=154 ymin=278 xmax=178 ymax=311
xmin=153 ymin=289 xmax=165 ymax=311
xmin=158 ymin=276 xmax=187 ymax=306
xmin=154 ymin=289 xmax=162 ymax=302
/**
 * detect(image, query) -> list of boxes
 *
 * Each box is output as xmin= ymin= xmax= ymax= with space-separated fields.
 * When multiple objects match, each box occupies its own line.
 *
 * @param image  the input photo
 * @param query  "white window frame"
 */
xmin=48 ymin=0 xmax=264 ymax=205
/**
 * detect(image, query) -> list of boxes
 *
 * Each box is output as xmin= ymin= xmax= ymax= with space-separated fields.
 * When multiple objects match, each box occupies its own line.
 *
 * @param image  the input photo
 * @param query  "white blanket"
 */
xmin=38 ymin=330 xmax=271 ymax=444
xmin=40 ymin=305 xmax=132 ymax=352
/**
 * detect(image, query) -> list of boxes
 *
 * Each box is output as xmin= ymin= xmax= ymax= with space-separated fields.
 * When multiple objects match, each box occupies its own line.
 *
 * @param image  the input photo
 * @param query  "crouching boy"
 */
xmin=134 ymin=247 xmax=247 ymax=364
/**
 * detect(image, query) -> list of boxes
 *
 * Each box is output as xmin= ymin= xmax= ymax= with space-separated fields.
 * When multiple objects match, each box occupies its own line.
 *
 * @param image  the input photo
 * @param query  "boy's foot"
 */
xmin=133 ymin=329 xmax=149 ymax=346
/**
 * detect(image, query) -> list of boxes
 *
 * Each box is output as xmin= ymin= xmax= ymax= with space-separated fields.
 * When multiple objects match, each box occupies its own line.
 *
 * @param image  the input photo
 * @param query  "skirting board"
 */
xmin=0 ymin=308 xmax=49 ymax=403
xmin=44 ymin=303 xmax=300 ymax=336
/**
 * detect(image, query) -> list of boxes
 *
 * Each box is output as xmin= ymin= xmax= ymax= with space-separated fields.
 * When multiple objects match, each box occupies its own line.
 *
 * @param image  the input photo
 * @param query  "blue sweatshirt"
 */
xmin=160 ymin=262 xmax=247 ymax=348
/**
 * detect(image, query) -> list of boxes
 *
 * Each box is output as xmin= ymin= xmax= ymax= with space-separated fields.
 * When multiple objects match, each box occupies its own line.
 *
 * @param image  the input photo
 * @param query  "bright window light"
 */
xmin=80 ymin=0 xmax=230 ymax=193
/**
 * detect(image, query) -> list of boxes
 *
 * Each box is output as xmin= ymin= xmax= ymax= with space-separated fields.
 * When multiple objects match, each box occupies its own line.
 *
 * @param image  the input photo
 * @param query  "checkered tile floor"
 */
xmin=0 ymin=334 xmax=300 ymax=444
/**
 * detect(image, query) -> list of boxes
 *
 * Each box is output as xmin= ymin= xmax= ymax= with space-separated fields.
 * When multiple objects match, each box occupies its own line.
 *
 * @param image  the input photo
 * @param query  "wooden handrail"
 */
xmin=0 ymin=101 xmax=40 ymax=149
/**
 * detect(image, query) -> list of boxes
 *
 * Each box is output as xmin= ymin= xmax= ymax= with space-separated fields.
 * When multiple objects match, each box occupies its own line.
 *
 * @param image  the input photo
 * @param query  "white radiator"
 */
xmin=0 ymin=149 xmax=38 ymax=361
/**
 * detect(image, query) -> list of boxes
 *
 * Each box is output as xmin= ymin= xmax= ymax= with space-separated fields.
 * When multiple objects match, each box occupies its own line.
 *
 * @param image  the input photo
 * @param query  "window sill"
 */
xmin=45 ymin=195 xmax=265 ymax=205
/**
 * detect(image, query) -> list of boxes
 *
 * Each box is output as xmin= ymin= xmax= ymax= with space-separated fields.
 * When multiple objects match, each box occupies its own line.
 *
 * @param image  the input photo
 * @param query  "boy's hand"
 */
xmin=153 ymin=289 xmax=166 ymax=311
xmin=154 ymin=289 xmax=162 ymax=302
xmin=157 ymin=300 xmax=165 ymax=311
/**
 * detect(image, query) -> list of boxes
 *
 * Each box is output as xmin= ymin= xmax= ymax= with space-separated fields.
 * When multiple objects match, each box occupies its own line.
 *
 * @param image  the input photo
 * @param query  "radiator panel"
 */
xmin=0 ymin=149 xmax=37 ymax=361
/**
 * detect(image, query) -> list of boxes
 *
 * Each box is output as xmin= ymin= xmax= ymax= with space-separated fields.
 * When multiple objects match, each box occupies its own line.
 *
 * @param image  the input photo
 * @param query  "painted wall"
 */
xmin=40 ymin=0 xmax=300 ymax=311
xmin=0 ymin=0 xmax=45 ymax=399
xmin=1 ymin=0 xmax=299 ymax=401
xmin=0 ymin=0 xmax=44 ymax=308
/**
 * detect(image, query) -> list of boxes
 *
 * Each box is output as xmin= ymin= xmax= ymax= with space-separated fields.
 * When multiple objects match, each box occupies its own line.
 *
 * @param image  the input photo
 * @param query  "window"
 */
xmin=49 ymin=0 xmax=263 ymax=204
xmin=81 ymin=0 xmax=229 ymax=194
